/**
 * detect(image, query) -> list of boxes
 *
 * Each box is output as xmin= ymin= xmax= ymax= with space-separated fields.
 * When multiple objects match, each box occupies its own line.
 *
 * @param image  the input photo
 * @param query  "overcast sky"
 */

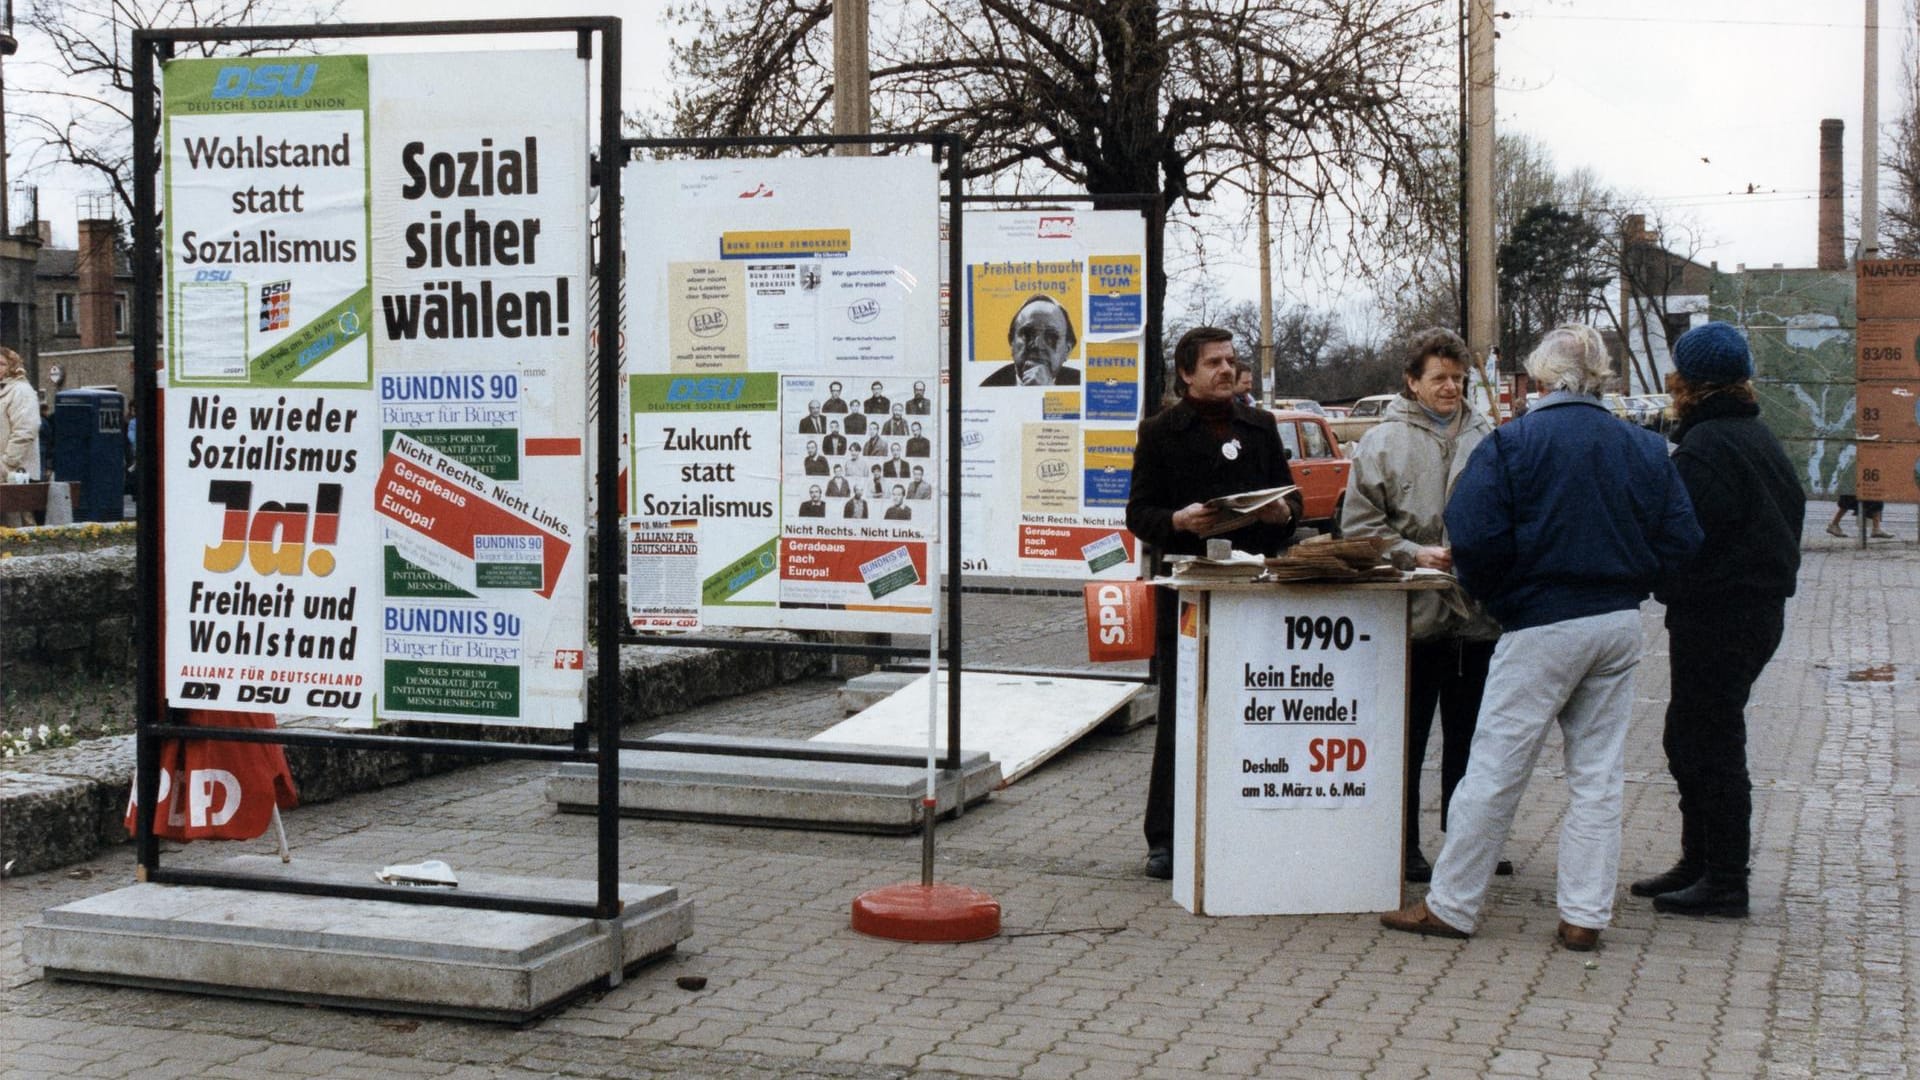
xmin=7 ymin=0 xmax=1907 ymax=313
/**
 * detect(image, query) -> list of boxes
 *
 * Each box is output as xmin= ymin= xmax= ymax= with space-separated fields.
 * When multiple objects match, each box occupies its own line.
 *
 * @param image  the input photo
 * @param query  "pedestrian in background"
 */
xmin=1634 ymin=322 xmax=1803 ymax=918
xmin=1380 ymin=325 xmax=1701 ymax=951
xmin=0 ymin=347 xmax=42 ymax=525
xmin=1826 ymin=495 xmax=1891 ymax=539
xmin=1341 ymin=327 xmax=1506 ymax=884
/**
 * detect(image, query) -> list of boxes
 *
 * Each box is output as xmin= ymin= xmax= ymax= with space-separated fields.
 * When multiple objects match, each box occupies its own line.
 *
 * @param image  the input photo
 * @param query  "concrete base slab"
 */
xmin=23 ymin=856 xmax=692 ymax=1024
xmin=838 ymin=671 xmax=921 ymax=715
xmin=548 ymin=733 xmax=1001 ymax=833
xmin=1096 ymin=684 xmax=1158 ymax=734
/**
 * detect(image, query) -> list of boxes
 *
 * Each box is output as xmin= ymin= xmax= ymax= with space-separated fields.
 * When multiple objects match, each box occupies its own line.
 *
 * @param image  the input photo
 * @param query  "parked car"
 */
xmin=1322 ymin=404 xmax=1352 ymax=419
xmin=1327 ymin=393 xmax=1396 ymax=449
xmin=1270 ymin=408 xmax=1351 ymax=534
xmin=1269 ymin=397 xmax=1327 ymax=417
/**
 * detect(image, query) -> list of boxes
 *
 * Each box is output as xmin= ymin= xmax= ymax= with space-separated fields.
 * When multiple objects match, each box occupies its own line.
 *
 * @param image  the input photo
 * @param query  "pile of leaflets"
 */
xmin=1164 ymin=548 xmax=1270 ymax=583
xmin=1259 ymin=535 xmax=1402 ymax=582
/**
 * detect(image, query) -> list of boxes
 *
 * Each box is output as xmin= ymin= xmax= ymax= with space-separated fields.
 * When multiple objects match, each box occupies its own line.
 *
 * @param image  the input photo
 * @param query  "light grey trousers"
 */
xmin=1423 ymin=608 xmax=1644 ymax=933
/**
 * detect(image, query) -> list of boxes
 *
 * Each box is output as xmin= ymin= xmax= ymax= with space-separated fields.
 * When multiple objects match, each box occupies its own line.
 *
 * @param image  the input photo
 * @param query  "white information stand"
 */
xmin=1171 ymin=580 xmax=1441 ymax=916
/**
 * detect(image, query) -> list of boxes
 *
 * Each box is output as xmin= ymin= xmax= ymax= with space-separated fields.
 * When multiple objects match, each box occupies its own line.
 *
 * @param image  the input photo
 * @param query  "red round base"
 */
xmin=851 ymin=883 xmax=1002 ymax=943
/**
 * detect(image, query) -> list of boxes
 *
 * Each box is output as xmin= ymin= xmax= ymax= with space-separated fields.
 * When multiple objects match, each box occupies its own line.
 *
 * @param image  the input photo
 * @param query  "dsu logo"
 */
xmin=210 ymin=63 xmax=319 ymax=101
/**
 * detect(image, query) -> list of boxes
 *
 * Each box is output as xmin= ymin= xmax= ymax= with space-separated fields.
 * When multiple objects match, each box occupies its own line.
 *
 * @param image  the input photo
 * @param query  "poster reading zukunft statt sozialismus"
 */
xmin=623 ymin=157 xmax=942 ymax=634
xmin=161 ymin=51 xmax=590 ymax=728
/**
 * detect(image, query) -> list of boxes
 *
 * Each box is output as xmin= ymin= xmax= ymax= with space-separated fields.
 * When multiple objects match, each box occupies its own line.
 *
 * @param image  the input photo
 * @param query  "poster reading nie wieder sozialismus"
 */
xmin=623 ymin=157 xmax=941 ymax=634
xmin=161 ymin=51 xmax=590 ymax=728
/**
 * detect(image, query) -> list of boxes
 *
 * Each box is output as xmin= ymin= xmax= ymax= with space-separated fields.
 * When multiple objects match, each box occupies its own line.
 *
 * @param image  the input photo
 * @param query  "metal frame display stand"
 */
xmin=621 ymin=133 xmax=970 ymax=780
xmin=128 ymin=17 xmax=628 ymax=921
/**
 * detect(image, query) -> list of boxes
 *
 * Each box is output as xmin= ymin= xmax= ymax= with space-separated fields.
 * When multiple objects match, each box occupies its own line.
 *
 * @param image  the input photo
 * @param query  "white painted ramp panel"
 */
xmin=813 ymin=672 xmax=1141 ymax=784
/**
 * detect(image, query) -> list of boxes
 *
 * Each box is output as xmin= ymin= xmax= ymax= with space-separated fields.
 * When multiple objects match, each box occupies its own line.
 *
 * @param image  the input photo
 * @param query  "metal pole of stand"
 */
xmin=922 ymin=537 xmax=942 ymax=887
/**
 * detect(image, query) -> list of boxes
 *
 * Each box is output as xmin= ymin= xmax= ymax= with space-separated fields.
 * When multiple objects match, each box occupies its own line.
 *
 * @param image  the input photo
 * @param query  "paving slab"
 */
xmin=546 ymin=732 xmax=1002 ymax=832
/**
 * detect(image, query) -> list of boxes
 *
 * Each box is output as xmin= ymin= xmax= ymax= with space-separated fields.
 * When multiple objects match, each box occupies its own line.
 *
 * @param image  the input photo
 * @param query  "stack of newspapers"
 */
xmin=1260 ymin=535 xmax=1401 ymax=582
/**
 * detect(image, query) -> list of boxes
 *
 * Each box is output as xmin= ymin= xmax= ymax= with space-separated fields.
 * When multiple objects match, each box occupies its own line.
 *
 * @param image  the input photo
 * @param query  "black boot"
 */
xmin=1632 ymin=812 xmax=1704 ymax=897
xmin=1652 ymin=874 xmax=1748 ymax=917
xmin=1630 ymin=858 xmax=1704 ymax=898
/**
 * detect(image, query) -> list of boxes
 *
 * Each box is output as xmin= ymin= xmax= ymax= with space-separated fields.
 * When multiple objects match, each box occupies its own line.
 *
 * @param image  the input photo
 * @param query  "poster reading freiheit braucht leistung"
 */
xmin=959 ymin=210 xmax=1147 ymax=580
xmin=623 ymin=157 xmax=942 ymax=634
xmin=161 ymin=51 xmax=590 ymax=728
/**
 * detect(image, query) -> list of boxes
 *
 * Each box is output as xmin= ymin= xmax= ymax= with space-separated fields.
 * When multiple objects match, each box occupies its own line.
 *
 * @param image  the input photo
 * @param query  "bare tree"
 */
xmin=658 ymin=0 xmax=1455 ymax=404
xmin=15 ymin=0 xmax=340 ymax=219
xmin=1882 ymin=0 xmax=1920 ymax=257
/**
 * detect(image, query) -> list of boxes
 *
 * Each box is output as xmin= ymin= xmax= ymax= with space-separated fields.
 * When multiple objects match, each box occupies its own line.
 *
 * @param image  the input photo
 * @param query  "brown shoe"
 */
xmin=1556 ymin=920 xmax=1600 ymax=951
xmin=1380 ymin=900 xmax=1469 ymax=939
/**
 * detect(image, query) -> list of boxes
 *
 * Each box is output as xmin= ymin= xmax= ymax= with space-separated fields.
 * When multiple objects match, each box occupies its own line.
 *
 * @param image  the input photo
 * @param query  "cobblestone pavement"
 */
xmin=2 ymin=507 xmax=1915 ymax=1078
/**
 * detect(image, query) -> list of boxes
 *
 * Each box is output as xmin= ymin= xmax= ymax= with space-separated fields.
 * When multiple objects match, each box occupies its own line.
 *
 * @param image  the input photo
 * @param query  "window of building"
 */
xmin=1663 ymin=312 xmax=1693 ymax=347
xmin=55 ymin=292 xmax=75 ymax=330
xmin=115 ymin=293 xmax=128 ymax=335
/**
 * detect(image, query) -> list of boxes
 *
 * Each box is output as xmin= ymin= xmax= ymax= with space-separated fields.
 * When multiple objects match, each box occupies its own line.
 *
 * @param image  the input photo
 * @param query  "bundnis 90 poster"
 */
xmin=161 ymin=51 xmax=590 ymax=728
xmin=623 ymin=157 xmax=942 ymax=634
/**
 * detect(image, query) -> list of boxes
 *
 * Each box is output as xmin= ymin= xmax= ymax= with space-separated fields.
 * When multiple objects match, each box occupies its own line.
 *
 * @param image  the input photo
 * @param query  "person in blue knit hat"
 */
xmin=1633 ymin=321 xmax=1804 ymax=918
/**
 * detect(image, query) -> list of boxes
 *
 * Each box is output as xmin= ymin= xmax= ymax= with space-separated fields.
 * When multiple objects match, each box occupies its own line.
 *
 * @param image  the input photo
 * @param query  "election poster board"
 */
xmin=623 ymin=157 xmax=942 ymax=633
xmin=161 ymin=50 xmax=591 ymax=728
xmin=959 ymin=210 xmax=1145 ymax=579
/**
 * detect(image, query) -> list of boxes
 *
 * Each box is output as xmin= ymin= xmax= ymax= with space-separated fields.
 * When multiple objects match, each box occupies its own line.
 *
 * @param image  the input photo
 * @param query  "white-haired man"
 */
xmin=1380 ymin=325 xmax=1701 ymax=952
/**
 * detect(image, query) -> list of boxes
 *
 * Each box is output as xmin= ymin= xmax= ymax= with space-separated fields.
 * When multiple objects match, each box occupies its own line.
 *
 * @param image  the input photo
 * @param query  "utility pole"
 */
xmin=1863 ymin=0 xmax=1882 ymax=258
xmin=833 ymin=0 xmax=870 ymax=156
xmin=1465 ymin=0 xmax=1497 ymax=369
xmin=1257 ymin=173 xmax=1274 ymax=404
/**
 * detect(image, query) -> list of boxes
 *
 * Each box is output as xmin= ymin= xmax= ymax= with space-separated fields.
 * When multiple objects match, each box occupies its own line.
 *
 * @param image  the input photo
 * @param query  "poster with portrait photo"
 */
xmin=960 ymin=209 xmax=1147 ymax=579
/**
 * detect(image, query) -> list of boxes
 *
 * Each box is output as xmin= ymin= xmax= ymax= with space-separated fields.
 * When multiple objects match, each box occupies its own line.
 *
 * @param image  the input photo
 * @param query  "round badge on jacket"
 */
xmin=1222 ymin=439 xmax=1240 ymax=461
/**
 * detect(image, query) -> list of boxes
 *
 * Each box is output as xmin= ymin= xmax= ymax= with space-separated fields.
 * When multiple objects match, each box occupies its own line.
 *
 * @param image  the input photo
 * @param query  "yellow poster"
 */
xmin=969 ymin=259 xmax=1086 ymax=387
xmin=1086 ymin=254 xmax=1143 ymax=335
xmin=1083 ymin=429 xmax=1135 ymax=508
xmin=667 ymin=261 xmax=747 ymax=372
xmin=1021 ymin=422 xmax=1079 ymax=512
xmin=718 ymin=228 xmax=851 ymax=259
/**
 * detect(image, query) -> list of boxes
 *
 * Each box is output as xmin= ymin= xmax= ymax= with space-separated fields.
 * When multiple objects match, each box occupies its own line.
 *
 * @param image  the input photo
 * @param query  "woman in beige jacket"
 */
xmin=1340 ymin=328 xmax=1506 ymax=882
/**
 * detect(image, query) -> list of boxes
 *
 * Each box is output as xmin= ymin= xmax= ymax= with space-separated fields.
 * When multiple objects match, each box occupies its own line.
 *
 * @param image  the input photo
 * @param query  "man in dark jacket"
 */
xmin=1125 ymin=326 xmax=1302 ymax=880
xmin=1381 ymin=324 xmax=1701 ymax=951
xmin=1633 ymin=322 xmax=1803 ymax=918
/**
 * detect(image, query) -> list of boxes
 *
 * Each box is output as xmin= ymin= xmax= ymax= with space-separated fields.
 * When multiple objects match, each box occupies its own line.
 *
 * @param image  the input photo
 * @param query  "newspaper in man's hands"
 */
xmin=1197 ymin=485 xmax=1299 ymax=538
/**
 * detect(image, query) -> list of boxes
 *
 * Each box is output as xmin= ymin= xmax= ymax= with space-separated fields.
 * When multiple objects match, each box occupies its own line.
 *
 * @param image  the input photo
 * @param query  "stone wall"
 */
xmin=0 ymin=546 xmax=135 ymax=693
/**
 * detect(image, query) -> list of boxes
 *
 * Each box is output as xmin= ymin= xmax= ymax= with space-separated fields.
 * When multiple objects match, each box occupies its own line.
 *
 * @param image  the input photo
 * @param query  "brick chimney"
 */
xmin=1819 ymin=119 xmax=1846 ymax=271
xmin=76 ymin=217 xmax=119 ymax=348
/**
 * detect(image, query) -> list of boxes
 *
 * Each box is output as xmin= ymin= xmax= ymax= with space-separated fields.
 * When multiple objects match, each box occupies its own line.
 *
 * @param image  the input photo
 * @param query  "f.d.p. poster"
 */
xmin=161 ymin=50 xmax=590 ymax=728
xmin=959 ymin=210 xmax=1146 ymax=580
xmin=623 ymin=157 xmax=941 ymax=633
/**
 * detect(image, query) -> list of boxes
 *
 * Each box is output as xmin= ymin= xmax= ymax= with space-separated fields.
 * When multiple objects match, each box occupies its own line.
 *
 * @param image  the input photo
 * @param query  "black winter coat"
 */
xmin=1657 ymin=394 xmax=1804 ymax=606
xmin=1126 ymin=398 xmax=1301 ymax=559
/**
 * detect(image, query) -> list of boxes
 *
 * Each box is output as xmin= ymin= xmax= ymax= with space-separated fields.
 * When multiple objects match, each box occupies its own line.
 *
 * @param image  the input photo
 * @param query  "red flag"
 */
xmin=1084 ymin=581 xmax=1157 ymax=662
xmin=125 ymin=711 xmax=299 ymax=841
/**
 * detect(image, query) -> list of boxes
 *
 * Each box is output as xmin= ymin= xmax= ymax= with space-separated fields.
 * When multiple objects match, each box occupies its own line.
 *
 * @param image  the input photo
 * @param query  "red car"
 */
xmin=1269 ymin=409 xmax=1351 ymax=534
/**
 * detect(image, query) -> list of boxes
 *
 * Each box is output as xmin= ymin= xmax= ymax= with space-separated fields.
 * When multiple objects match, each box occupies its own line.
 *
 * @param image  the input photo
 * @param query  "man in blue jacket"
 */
xmin=1381 ymin=324 xmax=1702 ymax=952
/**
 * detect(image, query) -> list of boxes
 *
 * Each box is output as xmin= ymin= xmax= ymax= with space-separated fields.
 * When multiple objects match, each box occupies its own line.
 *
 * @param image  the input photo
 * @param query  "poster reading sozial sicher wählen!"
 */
xmin=623 ymin=157 xmax=941 ymax=633
xmin=162 ymin=51 xmax=590 ymax=728
xmin=959 ymin=211 xmax=1146 ymax=580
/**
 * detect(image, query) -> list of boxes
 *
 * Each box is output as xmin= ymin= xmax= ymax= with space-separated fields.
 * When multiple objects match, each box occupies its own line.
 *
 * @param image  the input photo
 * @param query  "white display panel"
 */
xmin=1176 ymin=587 xmax=1408 ymax=916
